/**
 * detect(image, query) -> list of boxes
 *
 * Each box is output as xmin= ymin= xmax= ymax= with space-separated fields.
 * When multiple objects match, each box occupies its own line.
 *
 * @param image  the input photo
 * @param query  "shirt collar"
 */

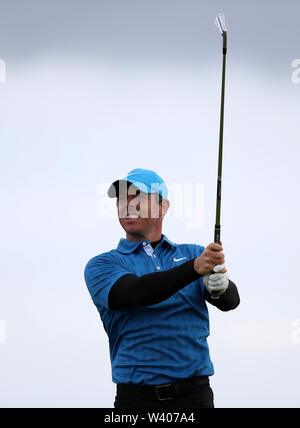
xmin=116 ymin=233 xmax=177 ymax=254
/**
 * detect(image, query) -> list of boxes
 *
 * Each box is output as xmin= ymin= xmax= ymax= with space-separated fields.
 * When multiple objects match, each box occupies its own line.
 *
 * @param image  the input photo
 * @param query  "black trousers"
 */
xmin=114 ymin=383 xmax=214 ymax=409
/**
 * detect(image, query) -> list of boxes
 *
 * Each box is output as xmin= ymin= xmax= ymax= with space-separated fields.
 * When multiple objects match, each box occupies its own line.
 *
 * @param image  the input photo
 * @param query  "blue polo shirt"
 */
xmin=84 ymin=234 xmax=214 ymax=385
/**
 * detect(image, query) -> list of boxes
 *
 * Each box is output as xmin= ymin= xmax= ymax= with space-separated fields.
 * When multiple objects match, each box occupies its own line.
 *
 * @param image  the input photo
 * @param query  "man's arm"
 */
xmin=109 ymin=242 xmax=240 ymax=311
xmin=108 ymin=258 xmax=240 ymax=311
xmin=108 ymin=259 xmax=200 ymax=310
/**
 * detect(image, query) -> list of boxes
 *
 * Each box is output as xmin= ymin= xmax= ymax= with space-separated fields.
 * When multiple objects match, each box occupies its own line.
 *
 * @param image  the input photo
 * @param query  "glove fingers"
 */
xmin=213 ymin=263 xmax=226 ymax=273
xmin=203 ymin=268 xmax=229 ymax=296
xmin=208 ymin=275 xmax=229 ymax=291
xmin=208 ymin=280 xmax=226 ymax=288
xmin=208 ymin=283 xmax=228 ymax=292
xmin=209 ymin=273 xmax=226 ymax=282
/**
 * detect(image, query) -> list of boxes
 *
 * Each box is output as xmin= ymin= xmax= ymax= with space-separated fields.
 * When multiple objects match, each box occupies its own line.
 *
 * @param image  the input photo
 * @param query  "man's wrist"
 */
xmin=193 ymin=258 xmax=204 ymax=277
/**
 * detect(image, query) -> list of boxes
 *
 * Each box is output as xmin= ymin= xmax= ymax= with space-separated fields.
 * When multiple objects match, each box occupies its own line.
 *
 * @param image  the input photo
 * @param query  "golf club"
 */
xmin=211 ymin=13 xmax=227 ymax=299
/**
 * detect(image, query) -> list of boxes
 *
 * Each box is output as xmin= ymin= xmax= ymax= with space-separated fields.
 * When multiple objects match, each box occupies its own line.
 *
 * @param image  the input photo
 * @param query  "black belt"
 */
xmin=117 ymin=376 xmax=210 ymax=402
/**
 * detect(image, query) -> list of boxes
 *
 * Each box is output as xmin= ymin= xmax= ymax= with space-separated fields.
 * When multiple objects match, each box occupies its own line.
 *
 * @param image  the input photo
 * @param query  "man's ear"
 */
xmin=161 ymin=198 xmax=170 ymax=218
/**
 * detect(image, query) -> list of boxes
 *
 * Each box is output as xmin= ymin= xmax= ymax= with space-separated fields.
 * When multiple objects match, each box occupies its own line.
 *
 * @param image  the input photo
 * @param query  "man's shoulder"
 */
xmin=85 ymin=249 xmax=121 ymax=271
xmin=86 ymin=248 xmax=120 ymax=263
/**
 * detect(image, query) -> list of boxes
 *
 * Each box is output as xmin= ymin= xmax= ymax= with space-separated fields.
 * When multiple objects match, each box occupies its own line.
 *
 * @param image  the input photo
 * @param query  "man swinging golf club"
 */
xmin=84 ymin=168 xmax=240 ymax=408
xmin=84 ymin=14 xmax=240 ymax=408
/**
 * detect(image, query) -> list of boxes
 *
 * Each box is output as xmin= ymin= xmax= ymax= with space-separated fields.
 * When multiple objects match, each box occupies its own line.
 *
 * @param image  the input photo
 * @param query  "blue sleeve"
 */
xmin=84 ymin=252 xmax=130 ymax=310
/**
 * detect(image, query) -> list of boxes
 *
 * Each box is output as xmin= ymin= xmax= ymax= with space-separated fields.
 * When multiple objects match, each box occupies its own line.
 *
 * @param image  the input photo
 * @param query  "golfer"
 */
xmin=84 ymin=168 xmax=240 ymax=408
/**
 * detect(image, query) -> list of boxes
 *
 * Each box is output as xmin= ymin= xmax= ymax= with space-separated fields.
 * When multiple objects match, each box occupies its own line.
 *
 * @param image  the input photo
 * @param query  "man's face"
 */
xmin=116 ymin=184 xmax=163 ymax=237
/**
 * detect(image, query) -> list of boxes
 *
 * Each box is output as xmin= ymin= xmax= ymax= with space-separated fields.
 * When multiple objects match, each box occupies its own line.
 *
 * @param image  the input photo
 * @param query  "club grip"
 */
xmin=214 ymin=225 xmax=221 ymax=244
xmin=211 ymin=225 xmax=222 ymax=299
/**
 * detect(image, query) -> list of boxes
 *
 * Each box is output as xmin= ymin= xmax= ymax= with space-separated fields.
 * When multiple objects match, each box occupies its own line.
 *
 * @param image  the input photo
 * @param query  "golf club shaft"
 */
xmin=212 ymin=29 xmax=227 ymax=299
xmin=214 ymin=32 xmax=227 ymax=243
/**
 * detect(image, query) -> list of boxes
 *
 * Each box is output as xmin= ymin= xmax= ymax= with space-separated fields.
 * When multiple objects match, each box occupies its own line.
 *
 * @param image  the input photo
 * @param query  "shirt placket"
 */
xmin=142 ymin=242 xmax=162 ymax=272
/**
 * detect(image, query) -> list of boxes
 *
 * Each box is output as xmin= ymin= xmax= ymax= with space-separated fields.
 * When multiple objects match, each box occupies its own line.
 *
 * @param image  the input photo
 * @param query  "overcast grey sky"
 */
xmin=0 ymin=0 xmax=300 ymax=408
xmin=0 ymin=0 xmax=299 ymax=63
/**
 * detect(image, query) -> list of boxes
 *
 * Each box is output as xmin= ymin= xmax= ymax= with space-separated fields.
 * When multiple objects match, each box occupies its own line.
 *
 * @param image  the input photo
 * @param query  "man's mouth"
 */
xmin=124 ymin=214 xmax=140 ymax=219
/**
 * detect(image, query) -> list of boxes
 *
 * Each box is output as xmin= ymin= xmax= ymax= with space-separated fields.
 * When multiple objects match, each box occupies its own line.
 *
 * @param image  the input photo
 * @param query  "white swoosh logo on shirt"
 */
xmin=173 ymin=257 xmax=187 ymax=262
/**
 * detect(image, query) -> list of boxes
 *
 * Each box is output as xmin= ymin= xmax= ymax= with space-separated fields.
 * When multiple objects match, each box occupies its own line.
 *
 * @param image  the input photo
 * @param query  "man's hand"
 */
xmin=203 ymin=264 xmax=229 ymax=297
xmin=193 ymin=243 xmax=225 ymax=276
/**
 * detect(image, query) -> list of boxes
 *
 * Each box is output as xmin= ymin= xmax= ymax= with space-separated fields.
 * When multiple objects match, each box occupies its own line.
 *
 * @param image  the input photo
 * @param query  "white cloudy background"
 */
xmin=0 ymin=0 xmax=300 ymax=408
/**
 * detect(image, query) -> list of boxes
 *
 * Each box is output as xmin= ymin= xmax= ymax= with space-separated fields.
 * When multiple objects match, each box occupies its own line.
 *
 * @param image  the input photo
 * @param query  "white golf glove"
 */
xmin=203 ymin=264 xmax=229 ymax=297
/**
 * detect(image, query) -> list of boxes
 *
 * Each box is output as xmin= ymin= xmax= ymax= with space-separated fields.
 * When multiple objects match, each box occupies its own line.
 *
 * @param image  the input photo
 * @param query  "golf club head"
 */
xmin=215 ymin=13 xmax=227 ymax=34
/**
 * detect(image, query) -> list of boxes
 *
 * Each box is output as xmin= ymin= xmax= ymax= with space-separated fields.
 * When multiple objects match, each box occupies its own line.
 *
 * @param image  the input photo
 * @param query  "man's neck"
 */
xmin=149 ymin=236 xmax=163 ymax=249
